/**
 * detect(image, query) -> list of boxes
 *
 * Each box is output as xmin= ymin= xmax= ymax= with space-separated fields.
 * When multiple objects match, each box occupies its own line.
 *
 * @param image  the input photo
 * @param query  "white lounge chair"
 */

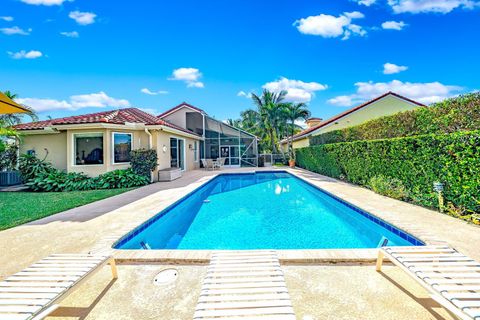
xmin=214 ymin=158 xmax=226 ymax=170
xmin=376 ymin=245 xmax=480 ymax=320
xmin=201 ymin=159 xmax=214 ymax=171
xmin=194 ymin=250 xmax=296 ymax=319
xmin=0 ymin=253 xmax=117 ymax=320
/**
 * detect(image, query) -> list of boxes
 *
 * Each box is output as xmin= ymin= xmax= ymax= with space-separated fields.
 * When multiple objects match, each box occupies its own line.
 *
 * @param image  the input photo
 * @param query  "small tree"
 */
xmin=130 ymin=149 xmax=158 ymax=180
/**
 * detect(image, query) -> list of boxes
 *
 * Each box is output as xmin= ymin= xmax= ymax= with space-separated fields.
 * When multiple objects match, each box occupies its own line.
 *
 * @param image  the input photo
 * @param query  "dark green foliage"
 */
xmin=296 ymin=130 xmax=480 ymax=215
xmin=96 ymin=168 xmax=149 ymax=189
xmin=310 ymin=93 xmax=480 ymax=145
xmin=27 ymin=168 xmax=148 ymax=192
xmin=0 ymin=144 xmax=18 ymax=171
xmin=20 ymin=154 xmax=149 ymax=192
xmin=130 ymin=149 xmax=158 ymax=178
xmin=18 ymin=154 xmax=56 ymax=181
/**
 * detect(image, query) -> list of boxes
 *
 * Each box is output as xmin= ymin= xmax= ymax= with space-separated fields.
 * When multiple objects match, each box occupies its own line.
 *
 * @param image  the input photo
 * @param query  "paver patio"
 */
xmin=0 ymin=167 xmax=478 ymax=319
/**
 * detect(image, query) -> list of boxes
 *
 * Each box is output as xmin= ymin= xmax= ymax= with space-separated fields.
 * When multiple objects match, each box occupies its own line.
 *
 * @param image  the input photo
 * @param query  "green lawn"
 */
xmin=0 ymin=188 xmax=133 ymax=231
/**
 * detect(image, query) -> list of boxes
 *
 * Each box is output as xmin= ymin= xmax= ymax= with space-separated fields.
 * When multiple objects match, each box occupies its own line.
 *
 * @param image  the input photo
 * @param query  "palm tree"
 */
xmin=250 ymin=90 xmax=288 ymax=154
xmin=284 ymin=103 xmax=310 ymax=160
xmin=226 ymin=118 xmax=242 ymax=129
xmin=1 ymin=91 xmax=38 ymax=126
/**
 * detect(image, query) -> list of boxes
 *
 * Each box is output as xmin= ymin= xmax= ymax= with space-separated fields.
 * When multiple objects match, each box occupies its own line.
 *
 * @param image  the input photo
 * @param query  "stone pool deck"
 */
xmin=0 ymin=167 xmax=478 ymax=319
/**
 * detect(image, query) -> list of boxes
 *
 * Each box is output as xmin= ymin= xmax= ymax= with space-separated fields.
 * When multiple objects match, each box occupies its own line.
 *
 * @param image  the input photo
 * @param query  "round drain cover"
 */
xmin=153 ymin=268 xmax=178 ymax=285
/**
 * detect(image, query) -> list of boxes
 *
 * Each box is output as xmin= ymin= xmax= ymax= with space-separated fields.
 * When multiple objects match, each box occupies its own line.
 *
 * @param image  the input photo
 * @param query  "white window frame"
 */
xmin=112 ymin=132 xmax=133 ymax=165
xmin=72 ymin=132 xmax=105 ymax=167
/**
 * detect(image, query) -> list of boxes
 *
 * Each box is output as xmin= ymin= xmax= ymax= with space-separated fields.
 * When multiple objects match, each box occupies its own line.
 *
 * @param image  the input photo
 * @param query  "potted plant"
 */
xmin=288 ymin=149 xmax=295 ymax=167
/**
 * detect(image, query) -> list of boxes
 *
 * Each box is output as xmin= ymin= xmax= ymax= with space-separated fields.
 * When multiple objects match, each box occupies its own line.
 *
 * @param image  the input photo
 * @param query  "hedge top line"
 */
xmin=309 ymin=92 xmax=480 ymax=146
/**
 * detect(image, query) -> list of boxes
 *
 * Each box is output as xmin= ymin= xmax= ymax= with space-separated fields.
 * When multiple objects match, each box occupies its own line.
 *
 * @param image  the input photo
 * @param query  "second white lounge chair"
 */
xmin=0 ymin=253 xmax=117 ymax=320
xmin=376 ymin=245 xmax=480 ymax=320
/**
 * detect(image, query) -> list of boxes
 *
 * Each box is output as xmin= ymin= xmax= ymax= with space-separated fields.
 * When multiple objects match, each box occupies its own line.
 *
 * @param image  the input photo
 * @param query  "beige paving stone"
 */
xmin=284 ymin=265 xmax=455 ymax=320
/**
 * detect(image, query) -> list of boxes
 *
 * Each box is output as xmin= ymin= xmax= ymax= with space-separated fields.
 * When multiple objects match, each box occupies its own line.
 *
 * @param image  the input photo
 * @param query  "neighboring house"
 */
xmin=280 ymin=92 xmax=425 ymax=151
xmin=14 ymin=103 xmax=258 ymax=180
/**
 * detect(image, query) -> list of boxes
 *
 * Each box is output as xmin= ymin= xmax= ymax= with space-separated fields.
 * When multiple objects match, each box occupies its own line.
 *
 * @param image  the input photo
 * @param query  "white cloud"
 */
xmin=0 ymin=16 xmax=14 ymax=22
xmin=7 ymin=50 xmax=43 ymax=59
xmin=15 ymin=98 xmax=72 ymax=112
xmin=21 ymin=0 xmax=68 ymax=5
xmin=69 ymin=11 xmax=96 ymax=25
xmin=327 ymin=80 xmax=463 ymax=106
xmin=168 ymin=67 xmax=204 ymax=88
xmin=140 ymin=88 xmax=168 ymax=95
xmin=383 ymin=62 xmax=408 ymax=74
xmin=0 ymin=26 xmax=31 ymax=35
xmin=327 ymin=95 xmax=355 ymax=107
xmin=60 ymin=31 xmax=79 ymax=38
xmin=294 ymin=11 xmax=367 ymax=40
xmin=69 ymin=92 xmax=130 ymax=108
xmin=16 ymin=92 xmax=131 ymax=112
xmin=381 ymin=20 xmax=407 ymax=30
xmin=263 ymin=77 xmax=328 ymax=103
xmin=387 ymin=0 xmax=479 ymax=14
xmin=237 ymin=91 xmax=253 ymax=98
xmin=353 ymin=0 xmax=377 ymax=6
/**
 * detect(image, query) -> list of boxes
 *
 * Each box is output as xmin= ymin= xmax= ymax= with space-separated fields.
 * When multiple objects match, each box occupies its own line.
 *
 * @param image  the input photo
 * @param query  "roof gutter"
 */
xmin=147 ymin=125 xmax=202 ymax=140
xmin=144 ymin=128 xmax=152 ymax=149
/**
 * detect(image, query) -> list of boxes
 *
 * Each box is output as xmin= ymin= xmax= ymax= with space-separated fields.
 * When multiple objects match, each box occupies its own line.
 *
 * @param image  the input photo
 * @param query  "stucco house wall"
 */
xmin=19 ymin=132 xmax=68 ymax=171
xmin=312 ymin=95 xmax=419 ymax=136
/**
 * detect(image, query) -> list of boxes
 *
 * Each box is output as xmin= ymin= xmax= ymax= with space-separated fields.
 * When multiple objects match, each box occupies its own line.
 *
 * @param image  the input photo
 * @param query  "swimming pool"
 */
xmin=115 ymin=171 xmax=423 ymax=250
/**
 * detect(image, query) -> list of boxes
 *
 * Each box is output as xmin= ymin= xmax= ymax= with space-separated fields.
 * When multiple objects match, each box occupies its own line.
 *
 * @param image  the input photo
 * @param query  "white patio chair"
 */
xmin=0 ymin=253 xmax=117 ymax=320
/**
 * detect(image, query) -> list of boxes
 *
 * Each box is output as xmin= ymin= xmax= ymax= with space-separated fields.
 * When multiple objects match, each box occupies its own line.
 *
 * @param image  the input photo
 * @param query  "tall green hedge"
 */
xmin=296 ymin=130 xmax=480 ymax=215
xmin=310 ymin=93 xmax=480 ymax=145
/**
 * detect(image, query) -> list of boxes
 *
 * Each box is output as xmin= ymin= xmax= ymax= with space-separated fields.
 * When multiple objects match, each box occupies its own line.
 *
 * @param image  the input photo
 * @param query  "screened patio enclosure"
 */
xmin=198 ymin=116 xmax=257 ymax=167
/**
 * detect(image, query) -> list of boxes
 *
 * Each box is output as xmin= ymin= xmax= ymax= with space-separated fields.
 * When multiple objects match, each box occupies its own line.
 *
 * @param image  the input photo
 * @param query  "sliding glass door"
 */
xmin=170 ymin=137 xmax=185 ymax=170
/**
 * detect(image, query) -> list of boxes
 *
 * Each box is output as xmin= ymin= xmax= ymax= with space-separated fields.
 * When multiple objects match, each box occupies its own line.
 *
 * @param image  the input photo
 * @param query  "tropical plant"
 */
xmin=0 ymin=120 xmax=19 ymax=138
xmin=18 ymin=154 xmax=55 ymax=181
xmin=226 ymin=118 xmax=242 ymax=129
xmin=284 ymin=103 xmax=310 ymax=160
xmin=250 ymin=90 xmax=289 ymax=154
xmin=130 ymin=149 xmax=158 ymax=179
xmin=96 ymin=168 xmax=149 ymax=189
xmin=1 ymin=91 xmax=38 ymax=126
xmin=0 ymin=144 xmax=19 ymax=171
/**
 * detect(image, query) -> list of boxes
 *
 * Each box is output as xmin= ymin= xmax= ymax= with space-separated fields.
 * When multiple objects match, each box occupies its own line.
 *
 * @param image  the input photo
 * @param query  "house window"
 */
xmin=193 ymin=141 xmax=198 ymax=162
xmin=113 ymin=132 xmax=132 ymax=163
xmin=74 ymin=133 xmax=104 ymax=165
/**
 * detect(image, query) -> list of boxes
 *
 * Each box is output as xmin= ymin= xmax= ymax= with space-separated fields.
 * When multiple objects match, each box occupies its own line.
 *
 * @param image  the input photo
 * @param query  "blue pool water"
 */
xmin=116 ymin=171 xmax=423 ymax=250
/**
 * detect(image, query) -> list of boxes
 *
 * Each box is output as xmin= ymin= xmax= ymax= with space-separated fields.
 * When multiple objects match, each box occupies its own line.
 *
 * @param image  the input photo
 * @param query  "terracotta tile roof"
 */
xmin=14 ymin=107 xmax=200 ymax=137
xmin=283 ymin=92 xmax=425 ymax=143
xmin=158 ymin=102 xmax=205 ymax=118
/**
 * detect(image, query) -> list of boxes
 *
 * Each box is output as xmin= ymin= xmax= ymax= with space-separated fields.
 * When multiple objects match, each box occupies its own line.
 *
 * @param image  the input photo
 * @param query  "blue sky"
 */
xmin=1 ymin=0 xmax=479 ymax=123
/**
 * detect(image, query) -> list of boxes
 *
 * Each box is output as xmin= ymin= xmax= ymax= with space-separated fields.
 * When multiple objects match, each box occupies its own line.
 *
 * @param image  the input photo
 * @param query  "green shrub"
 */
xmin=296 ymin=130 xmax=480 ymax=214
xmin=97 ymin=168 xmax=149 ymax=189
xmin=310 ymin=93 xmax=480 ymax=145
xmin=369 ymin=175 xmax=408 ymax=200
xmin=130 ymin=149 xmax=158 ymax=179
xmin=21 ymin=154 xmax=149 ymax=192
xmin=27 ymin=168 xmax=148 ymax=192
xmin=19 ymin=154 xmax=55 ymax=181
xmin=0 ymin=144 xmax=18 ymax=171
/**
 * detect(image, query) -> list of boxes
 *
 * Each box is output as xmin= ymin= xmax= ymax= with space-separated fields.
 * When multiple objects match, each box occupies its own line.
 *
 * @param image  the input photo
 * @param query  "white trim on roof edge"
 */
xmin=281 ymin=93 xmax=421 ymax=144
